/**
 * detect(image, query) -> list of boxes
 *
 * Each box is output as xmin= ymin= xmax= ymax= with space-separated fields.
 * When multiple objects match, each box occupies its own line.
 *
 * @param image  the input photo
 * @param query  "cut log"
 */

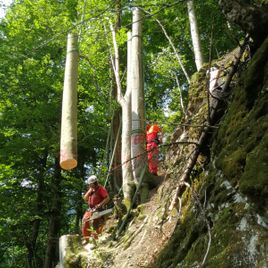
xmin=60 ymin=33 xmax=79 ymax=170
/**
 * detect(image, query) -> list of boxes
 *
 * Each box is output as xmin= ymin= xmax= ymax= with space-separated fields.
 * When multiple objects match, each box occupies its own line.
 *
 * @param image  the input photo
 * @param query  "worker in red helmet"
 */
xmin=146 ymin=124 xmax=162 ymax=175
xmin=82 ymin=175 xmax=110 ymax=241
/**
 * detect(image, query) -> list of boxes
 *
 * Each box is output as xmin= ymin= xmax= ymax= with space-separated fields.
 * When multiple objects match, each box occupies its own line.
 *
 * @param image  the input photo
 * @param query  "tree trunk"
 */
xmin=110 ymin=22 xmax=135 ymax=207
xmin=74 ymin=158 xmax=86 ymax=234
xmin=60 ymin=32 xmax=79 ymax=170
xmin=218 ymin=0 xmax=268 ymax=49
xmin=43 ymin=159 xmax=62 ymax=268
xmin=130 ymin=8 xmax=148 ymax=202
xmin=121 ymin=31 xmax=135 ymax=207
xmin=121 ymin=97 xmax=134 ymax=206
xmin=187 ymin=0 xmax=204 ymax=71
xmin=110 ymin=0 xmax=123 ymax=193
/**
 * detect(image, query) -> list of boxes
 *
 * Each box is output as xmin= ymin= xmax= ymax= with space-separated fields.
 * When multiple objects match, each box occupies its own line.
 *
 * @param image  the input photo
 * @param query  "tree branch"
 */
xmin=140 ymin=8 xmax=190 ymax=84
xmin=174 ymin=72 xmax=186 ymax=115
xmin=109 ymin=22 xmax=124 ymax=104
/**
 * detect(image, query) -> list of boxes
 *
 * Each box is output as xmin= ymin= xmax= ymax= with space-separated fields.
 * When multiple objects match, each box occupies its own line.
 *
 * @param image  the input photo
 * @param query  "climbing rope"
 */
xmin=105 ymin=139 xmax=200 ymax=177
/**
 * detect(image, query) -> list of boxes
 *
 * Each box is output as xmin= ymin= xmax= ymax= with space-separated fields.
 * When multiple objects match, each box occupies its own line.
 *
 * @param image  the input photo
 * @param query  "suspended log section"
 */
xmin=60 ymin=33 xmax=79 ymax=170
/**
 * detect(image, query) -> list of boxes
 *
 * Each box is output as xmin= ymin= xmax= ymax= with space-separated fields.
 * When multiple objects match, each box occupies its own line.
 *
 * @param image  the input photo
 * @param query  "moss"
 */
xmin=213 ymin=39 xmax=268 ymax=164
xmin=153 ymin=40 xmax=268 ymax=268
xmin=61 ymin=235 xmax=85 ymax=268
xmin=187 ymin=68 xmax=208 ymax=117
xmin=154 ymin=201 xmax=207 ymax=268
xmin=240 ymin=131 xmax=268 ymax=197
xmin=178 ymin=232 xmax=208 ymax=266
xmin=243 ymin=37 xmax=268 ymax=108
xmin=140 ymin=183 xmax=149 ymax=203
xmin=180 ymin=188 xmax=192 ymax=223
xmin=155 ymin=191 xmax=266 ymax=268
xmin=178 ymin=204 xmax=247 ymax=267
xmin=214 ymin=87 xmax=268 ymax=197
xmin=135 ymin=204 xmax=146 ymax=220
xmin=214 ymin=71 xmax=268 ymax=194
xmin=205 ymin=209 xmax=266 ymax=268
xmin=206 ymin=240 xmax=251 ymax=268
xmin=123 ymin=197 xmax=131 ymax=210
xmin=212 ymin=187 xmax=232 ymax=207
xmin=220 ymin=148 xmax=247 ymax=179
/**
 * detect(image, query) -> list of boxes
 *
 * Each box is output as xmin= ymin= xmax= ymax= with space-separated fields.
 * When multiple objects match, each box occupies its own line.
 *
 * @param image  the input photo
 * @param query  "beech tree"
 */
xmin=130 ymin=8 xmax=148 ymax=201
xmin=108 ymin=0 xmax=123 ymax=194
xmin=110 ymin=25 xmax=135 ymax=206
xmin=187 ymin=0 xmax=204 ymax=70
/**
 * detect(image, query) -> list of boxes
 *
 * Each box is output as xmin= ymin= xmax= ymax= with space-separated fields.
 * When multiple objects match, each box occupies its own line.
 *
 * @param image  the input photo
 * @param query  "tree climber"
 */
xmin=146 ymin=124 xmax=162 ymax=175
xmin=82 ymin=175 xmax=110 ymax=242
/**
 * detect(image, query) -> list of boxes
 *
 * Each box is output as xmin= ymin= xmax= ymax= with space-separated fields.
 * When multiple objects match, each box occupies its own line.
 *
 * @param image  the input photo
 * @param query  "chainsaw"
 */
xmin=87 ymin=208 xmax=113 ymax=220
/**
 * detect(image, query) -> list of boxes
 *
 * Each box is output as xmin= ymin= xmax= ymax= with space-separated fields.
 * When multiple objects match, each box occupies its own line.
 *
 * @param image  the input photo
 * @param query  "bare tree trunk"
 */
xmin=74 ymin=158 xmax=86 ymax=233
xmin=60 ymin=33 xmax=79 ymax=170
xmin=44 ymin=159 xmax=62 ymax=268
xmin=110 ymin=25 xmax=135 ymax=207
xmin=110 ymin=0 xmax=123 ymax=193
xmin=187 ymin=0 xmax=204 ymax=71
xmin=121 ymin=97 xmax=134 ymax=205
xmin=130 ymin=8 xmax=148 ymax=202
xmin=110 ymin=112 xmax=122 ymax=192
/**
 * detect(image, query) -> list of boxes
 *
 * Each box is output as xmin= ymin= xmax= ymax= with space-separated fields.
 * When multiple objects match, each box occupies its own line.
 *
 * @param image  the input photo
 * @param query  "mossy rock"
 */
xmin=240 ymin=130 xmax=268 ymax=197
xmin=154 ymin=207 xmax=206 ymax=268
xmin=220 ymin=148 xmax=247 ymax=179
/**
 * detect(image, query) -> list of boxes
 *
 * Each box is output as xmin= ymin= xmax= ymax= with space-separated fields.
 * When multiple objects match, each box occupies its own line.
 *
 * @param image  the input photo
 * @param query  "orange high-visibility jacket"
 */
xmin=146 ymin=124 xmax=162 ymax=143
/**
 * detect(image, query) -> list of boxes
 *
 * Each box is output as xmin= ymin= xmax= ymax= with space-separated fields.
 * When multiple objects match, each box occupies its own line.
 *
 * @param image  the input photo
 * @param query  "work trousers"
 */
xmin=82 ymin=210 xmax=105 ymax=240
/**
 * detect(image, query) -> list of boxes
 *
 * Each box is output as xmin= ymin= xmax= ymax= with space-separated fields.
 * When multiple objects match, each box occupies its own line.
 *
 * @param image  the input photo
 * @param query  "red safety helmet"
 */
xmin=147 ymin=124 xmax=161 ymax=134
xmin=146 ymin=124 xmax=151 ymax=132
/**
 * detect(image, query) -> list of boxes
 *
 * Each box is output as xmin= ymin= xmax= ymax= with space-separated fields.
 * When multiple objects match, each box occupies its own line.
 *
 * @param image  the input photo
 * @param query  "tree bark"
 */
xmin=130 ymin=8 xmax=148 ymax=202
xmin=219 ymin=0 xmax=268 ymax=48
xmin=110 ymin=0 xmax=123 ymax=193
xmin=74 ymin=158 xmax=86 ymax=234
xmin=60 ymin=32 xmax=79 ymax=170
xmin=110 ymin=25 xmax=135 ymax=207
xmin=187 ymin=0 xmax=204 ymax=71
xmin=121 ymin=97 xmax=135 ymax=204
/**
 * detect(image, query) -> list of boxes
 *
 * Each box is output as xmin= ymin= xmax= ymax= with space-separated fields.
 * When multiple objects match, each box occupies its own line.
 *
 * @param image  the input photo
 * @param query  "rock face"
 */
xmin=154 ymin=37 xmax=268 ymax=268
xmin=219 ymin=0 xmax=268 ymax=48
xmin=61 ymin=38 xmax=268 ymax=268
